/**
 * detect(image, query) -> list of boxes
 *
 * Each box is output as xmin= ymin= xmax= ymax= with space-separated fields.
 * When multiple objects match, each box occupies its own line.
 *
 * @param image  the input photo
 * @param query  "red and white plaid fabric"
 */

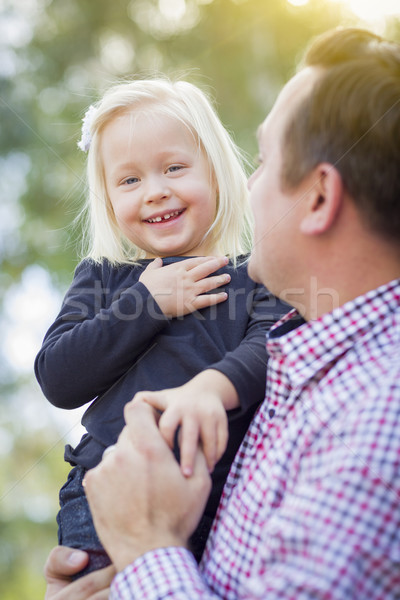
xmin=112 ymin=278 xmax=400 ymax=599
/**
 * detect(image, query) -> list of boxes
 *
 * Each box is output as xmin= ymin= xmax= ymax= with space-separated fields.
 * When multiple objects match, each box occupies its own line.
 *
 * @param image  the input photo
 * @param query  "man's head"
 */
xmin=282 ymin=28 xmax=400 ymax=242
xmin=248 ymin=28 xmax=400 ymax=313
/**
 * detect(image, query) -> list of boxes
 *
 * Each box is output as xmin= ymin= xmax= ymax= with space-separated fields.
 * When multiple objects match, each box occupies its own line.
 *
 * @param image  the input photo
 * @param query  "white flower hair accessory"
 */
xmin=77 ymin=104 xmax=97 ymax=152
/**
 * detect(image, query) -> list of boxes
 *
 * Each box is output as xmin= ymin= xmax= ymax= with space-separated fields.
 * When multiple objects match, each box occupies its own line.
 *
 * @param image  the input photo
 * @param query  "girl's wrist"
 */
xmin=190 ymin=369 xmax=239 ymax=410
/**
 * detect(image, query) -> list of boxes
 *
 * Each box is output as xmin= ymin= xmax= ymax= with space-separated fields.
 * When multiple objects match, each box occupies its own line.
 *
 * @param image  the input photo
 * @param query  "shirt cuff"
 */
xmin=110 ymin=547 xmax=210 ymax=600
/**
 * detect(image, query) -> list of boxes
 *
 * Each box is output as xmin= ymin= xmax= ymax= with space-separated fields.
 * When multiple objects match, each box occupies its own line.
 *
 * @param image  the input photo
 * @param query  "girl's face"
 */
xmin=100 ymin=110 xmax=218 ymax=258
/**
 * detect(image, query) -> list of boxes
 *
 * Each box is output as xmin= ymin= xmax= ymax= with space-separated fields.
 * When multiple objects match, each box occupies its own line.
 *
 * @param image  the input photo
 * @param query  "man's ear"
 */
xmin=300 ymin=164 xmax=344 ymax=235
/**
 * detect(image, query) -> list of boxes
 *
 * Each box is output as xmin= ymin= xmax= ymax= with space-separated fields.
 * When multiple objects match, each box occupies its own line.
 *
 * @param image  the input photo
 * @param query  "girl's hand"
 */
xmin=85 ymin=403 xmax=211 ymax=572
xmin=135 ymin=386 xmax=227 ymax=476
xmin=139 ymin=256 xmax=230 ymax=318
xmin=132 ymin=370 xmax=239 ymax=476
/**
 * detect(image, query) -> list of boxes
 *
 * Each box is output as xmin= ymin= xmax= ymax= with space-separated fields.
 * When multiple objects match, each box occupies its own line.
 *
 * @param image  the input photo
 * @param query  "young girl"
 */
xmin=35 ymin=78 xmax=287 ymax=577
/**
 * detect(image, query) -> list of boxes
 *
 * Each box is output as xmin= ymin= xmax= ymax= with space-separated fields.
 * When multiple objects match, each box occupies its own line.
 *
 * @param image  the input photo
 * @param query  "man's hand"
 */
xmin=139 ymin=256 xmax=230 ymax=317
xmin=84 ymin=401 xmax=212 ymax=573
xmin=133 ymin=369 xmax=239 ymax=476
xmin=44 ymin=546 xmax=115 ymax=600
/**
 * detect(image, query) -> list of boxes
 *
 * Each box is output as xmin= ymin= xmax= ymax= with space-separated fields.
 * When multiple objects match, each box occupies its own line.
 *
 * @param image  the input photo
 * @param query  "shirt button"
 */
xmin=268 ymin=408 xmax=275 ymax=418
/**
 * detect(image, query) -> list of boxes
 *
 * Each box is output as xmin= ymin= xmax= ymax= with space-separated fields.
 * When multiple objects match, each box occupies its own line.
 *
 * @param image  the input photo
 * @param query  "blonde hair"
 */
xmin=80 ymin=77 xmax=253 ymax=265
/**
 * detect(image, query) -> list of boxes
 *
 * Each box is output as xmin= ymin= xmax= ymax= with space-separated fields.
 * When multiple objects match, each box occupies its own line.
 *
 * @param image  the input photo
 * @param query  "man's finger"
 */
xmin=136 ymin=390 xmax=168 ymax=413
xmin=44 ymin=546 xmax=89 ymax=582
xmin=45 ymin=563 xmax=115 ymax=600
xmin=124 ymin=396 xmax=159 ymax=429
xmin=123 ymin=400 xmax=171 ymax=458
xmin=44 ymin=545 xmax=113 ymax=600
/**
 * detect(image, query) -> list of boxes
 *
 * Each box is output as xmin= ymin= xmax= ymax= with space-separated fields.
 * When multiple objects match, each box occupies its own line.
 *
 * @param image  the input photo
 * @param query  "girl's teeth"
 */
xmin=148 ymin=211 xmax=180 ymax=223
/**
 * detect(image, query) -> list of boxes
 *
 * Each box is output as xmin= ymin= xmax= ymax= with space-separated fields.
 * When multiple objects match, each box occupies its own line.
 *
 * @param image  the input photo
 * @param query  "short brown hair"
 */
xmin=281 ymin=28 xmax=400 ymax=242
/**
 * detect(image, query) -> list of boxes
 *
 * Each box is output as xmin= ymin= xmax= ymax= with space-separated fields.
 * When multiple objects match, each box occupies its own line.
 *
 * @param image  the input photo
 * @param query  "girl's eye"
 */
xmin=124 ymin=176 xmax=139 ymax=185
xmin=167 ymin=165 xmax=184 ymax=173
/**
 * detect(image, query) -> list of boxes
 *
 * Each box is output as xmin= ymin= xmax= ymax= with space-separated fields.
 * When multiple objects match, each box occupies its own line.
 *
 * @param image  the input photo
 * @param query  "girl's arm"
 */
xmin=138 ymin=282 xmax=290 ymax=474
xmin=34 ymin=260 xmax=169 ymax=410
xmin=35 ymin=256 xmax=231 ymax=411
xmin=209 ymin=282 xmax=290 ymax=414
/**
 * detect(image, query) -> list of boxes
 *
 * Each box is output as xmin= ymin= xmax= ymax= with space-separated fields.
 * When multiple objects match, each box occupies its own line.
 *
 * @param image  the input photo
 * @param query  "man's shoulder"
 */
xmin=309 ymin=312 xmax=400 ymax=437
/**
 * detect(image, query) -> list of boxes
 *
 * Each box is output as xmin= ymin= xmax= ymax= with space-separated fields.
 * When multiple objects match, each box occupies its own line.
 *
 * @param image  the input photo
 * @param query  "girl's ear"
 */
xmin=300 ymin=164 xmax=344 ymax=235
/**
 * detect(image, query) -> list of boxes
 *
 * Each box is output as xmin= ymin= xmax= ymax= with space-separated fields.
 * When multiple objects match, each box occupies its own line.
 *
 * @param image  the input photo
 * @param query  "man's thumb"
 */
xmin=44 ymin=546 xmax=89 ymax=579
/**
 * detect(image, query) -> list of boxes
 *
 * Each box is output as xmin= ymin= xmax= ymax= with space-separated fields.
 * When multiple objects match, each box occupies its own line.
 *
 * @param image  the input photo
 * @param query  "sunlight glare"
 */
xmin=2 ymin=265 xmax=62 ymax=373
xmin=287 ymin=0 xmax=310 ymax=6
xmin=159 ymin=0 xmax=186 ymax=21
xmin=346 ymin=0 xmax=400 ymax=21
xmin=287 ymin=0 xmax=400 ymax=22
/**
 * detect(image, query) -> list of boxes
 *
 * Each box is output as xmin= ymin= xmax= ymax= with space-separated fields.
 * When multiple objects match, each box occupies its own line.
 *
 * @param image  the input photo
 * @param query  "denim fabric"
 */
xmin=57 ymin=464 xmax=210 ymax=576
xmin=57 ymin=465 xmax=111 ymax=578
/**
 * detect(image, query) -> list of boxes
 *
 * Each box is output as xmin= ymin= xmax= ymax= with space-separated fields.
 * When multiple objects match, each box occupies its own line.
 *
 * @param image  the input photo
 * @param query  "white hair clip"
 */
xmin=77 ymin=105 xmax=97 ymax=152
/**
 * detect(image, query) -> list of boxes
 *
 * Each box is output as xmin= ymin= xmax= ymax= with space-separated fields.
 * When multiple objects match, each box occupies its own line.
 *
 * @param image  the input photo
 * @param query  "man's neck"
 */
xmin=294 ymin=243 xmax=400 ymax=322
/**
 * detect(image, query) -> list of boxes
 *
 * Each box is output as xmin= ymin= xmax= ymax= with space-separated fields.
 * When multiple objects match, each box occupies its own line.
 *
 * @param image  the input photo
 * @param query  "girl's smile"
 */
xmin=143 ymin=208 xmax=186 ymax=225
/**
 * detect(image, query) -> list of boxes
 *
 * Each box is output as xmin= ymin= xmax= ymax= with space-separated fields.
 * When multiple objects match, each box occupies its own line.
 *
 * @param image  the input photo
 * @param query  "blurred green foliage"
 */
xmin=0 ymin=0 xmax=399 ymax=597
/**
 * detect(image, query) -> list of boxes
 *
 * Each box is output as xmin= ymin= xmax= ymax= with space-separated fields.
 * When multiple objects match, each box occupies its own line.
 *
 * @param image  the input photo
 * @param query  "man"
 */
xmin=45 ymin=27 xmax=400 ymax=599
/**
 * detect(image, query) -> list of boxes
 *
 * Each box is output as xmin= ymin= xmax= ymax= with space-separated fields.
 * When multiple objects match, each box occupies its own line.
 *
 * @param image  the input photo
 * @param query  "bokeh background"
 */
xmin=1 ymin=0 xmax=399 ymax=597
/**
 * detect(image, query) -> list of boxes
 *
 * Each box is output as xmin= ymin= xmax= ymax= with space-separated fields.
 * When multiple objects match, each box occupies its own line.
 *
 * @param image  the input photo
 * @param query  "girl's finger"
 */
xmin=188 ymin=256 xmax=229 ymax=280
xmin=190 ymin=291 xmax=228 ymax=311
xmin=158 ymin=408 xmax=182 ymax=450
xmin=195 ymin=272 xmax=231 ymax=294
xmin=143 ymin=257 xmax=163 ymax=271
xmin=199 ymin=420 xmax=218 ymax=473
xmin=179 ymin=417 xmax=200 ymax=478
xmin=215 ymin=415 xmax=229 ymax=462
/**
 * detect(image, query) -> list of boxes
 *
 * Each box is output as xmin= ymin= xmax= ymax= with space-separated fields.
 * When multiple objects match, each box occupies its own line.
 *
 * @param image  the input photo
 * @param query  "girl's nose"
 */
xmin=143 ymin=175 xmax=171 ymax=203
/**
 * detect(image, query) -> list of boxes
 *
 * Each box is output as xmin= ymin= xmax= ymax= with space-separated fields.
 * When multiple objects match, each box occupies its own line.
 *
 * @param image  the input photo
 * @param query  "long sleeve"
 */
xmin=34 ymin=260 xmax=168 ymax=409
xmin=109 ymin=280 xmax=400 ymax=600
xmin=111 ymin=548 xmax=218 ymax=600
xmin=110 ymin=377 xmax=400 ymax=600
xmin=210 ymin=284 xmax=289 ymax=414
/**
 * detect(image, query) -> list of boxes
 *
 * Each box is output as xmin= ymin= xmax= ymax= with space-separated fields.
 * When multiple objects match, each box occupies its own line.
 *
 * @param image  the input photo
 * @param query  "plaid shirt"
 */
xmin=111 ymin=279 xmax=400 ymax=600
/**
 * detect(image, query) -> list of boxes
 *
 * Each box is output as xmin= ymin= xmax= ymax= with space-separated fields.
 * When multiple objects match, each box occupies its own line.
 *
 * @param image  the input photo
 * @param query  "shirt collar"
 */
xmin=267 ymin=278 xmax=400 ymax=390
